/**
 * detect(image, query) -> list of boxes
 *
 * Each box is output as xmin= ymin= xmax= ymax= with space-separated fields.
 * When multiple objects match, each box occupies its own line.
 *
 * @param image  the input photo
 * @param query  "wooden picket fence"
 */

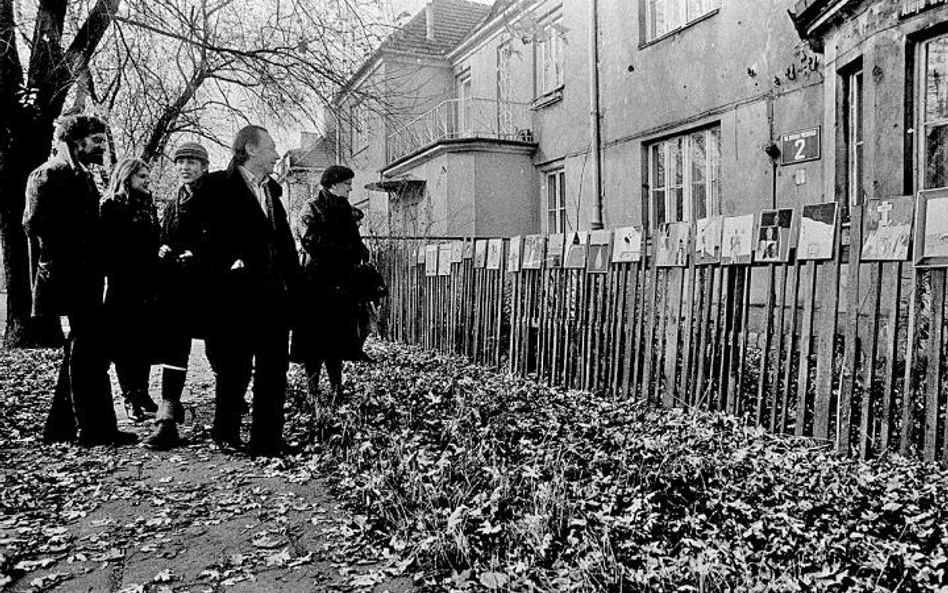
xmin=367 ymin=209 xmax=948 ymax=462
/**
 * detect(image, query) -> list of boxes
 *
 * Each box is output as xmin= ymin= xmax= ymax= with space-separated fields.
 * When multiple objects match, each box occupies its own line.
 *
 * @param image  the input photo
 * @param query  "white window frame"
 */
xmin=537 ymin=15 xmax=564 ymax=97
xmin=647 ymin=126 xmax=721 ymax=227
xmin=456 ymin=72 xmax=473 ymax=136
xmin=846 ymin=68 xmax=865 ymax=207
xmin=918 ymin=33 xmax=948 ymax=191
xmin=350 ymin=102 xmax=369 ymax=155
xmin=645 ymin=0 xmax=720 ymax=44
xmin=546 ymin=168 xmax=566 ymax=233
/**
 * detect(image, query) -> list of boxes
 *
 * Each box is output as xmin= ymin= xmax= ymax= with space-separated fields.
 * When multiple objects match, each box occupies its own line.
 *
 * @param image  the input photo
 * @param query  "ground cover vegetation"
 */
xmin=289 ymin=341 xmax=948 ymax=592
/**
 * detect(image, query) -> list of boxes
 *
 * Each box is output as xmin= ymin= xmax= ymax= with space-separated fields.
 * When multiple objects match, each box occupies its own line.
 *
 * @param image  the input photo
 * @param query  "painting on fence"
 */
xmin=425 ymin=244 xmax=439 ymax=276
xmin=720 ymin=215 xmax=755 ymax=265
xmin=451 ymin=241 xmax=465 ymax=263
xmin=523 ymin=235 xmax=545 ymax=269
xmin=546 ymin=234 xmax=565 ymax=268
xmin=507 ymin=235 xmax=522 ymax=273
xmin=862 ymin=197 xmax=914 ymax=261
xmin=487 ymin=238 xmax=504 ymax=270
xmin=464 ymin=240 xmax=474 ymax=260
xmin=798 ymin=202 xmax=838 ymax=261
xmin=416 ymin=244 xmax=426 ymax=264
xmin=755 ymin=208 xmax=794 ymax=263
xmin=438 ymin=243 xmax=453 ymax=276
xmin=916 ymin=188 xmax=948 ymax=267
xmin=611 ymin=226 xmax=642 ymax=263
xmin=474 ymin=240 xmax=488 ymax=268
xmin=587 ymin=230 xmax=612 ymax=273
xmin=564 ymin=231 xmax=588 ymax=269
xmin=695 ymin=216 xmax=723 ymax=265
xmin=656 ymin=222 xmax=690 ymax=267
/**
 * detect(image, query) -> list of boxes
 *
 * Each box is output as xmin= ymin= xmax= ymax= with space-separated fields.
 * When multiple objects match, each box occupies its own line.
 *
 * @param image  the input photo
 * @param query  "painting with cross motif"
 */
xmin=861 ymin=197 xmax=914 ymax=262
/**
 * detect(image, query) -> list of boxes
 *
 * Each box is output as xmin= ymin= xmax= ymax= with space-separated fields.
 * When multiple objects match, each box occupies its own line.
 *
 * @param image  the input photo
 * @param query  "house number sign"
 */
xmin=779 ymin=126 xmax=821 ymax=165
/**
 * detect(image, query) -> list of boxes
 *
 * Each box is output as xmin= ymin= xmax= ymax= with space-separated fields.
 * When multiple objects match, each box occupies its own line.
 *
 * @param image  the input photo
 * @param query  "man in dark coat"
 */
xmin=23 ymin=114 xmax=137 ymax=447
xmin=197 ymin=125 xmax=299 ymax=457
xmin=144 ymin=142 xmax=210 ymax=450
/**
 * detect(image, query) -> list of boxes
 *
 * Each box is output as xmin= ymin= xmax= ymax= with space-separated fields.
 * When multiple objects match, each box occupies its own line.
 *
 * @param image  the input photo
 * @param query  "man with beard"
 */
xmin=23 ymin=114 xmax=138 ymax=447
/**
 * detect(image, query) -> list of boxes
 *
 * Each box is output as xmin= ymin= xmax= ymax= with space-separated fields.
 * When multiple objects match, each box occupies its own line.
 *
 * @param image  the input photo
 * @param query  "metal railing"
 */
xmin=387 ymin=98 xmax=534 ymax=164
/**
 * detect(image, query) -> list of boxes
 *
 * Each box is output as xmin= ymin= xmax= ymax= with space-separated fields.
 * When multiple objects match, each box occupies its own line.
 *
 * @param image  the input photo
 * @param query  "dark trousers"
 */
xmin=43 ymin=312 xmax=118 ymax=443
xmin=115 ymin=359 xmax=150 ymax=398
xmin=205 ymin=324 xmax=288 ymax=452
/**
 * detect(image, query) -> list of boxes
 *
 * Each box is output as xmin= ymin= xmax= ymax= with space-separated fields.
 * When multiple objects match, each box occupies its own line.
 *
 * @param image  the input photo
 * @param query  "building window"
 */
xmin=456 ymin=72 xmax=472 ymax=136
xmin=845 ymin=67 xmax=865 ymax=208
xmin=546 ymin=168 xmax=566 ymax=233
xmin=497 ymin=41 xmax=514 ymax=132
xmin=647 ymin=126 xmax=720 ymax=227
xmin=350 ymin=102 xmax=369 ymax=156
xmin=921 ymin=34 xmax=948 ymax=190
xmin=537 ymin=15 xmax=564 ymax=97
xmin=645 ymin=0 xmax=720 ymax=43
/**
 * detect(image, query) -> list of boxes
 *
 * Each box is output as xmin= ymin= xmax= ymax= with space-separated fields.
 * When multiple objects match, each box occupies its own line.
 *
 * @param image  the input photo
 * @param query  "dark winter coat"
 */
xmin=99 ymin=189 xmax=161 ymax=361
xmin=157 ymin=180 xmax=209 ymax=338
xmin=195 ymin=164 xmax=299 ymax=337
xmin=292 ymin=189 xmax=369 ymax=361
xmin=22 ymin=152 xmax=104 ymax=319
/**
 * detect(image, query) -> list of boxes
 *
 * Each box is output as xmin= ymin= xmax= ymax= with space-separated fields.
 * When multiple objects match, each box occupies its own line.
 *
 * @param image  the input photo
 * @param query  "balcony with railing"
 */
xmin=386 ymin=97 xmax=535 ymax=165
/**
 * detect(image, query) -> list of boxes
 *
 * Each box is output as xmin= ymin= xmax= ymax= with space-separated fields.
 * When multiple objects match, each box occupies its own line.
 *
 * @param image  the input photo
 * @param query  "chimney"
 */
xmin=426 ymin=1 xmax=435 ymax=42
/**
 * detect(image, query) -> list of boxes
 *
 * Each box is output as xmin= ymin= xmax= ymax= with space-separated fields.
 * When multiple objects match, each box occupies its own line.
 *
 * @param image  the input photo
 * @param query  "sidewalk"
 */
xmin=0 ymin=341 xmax=412 ymax=593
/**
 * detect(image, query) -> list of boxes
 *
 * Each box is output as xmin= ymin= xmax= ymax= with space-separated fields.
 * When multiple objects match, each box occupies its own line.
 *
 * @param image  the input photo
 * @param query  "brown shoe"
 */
xmin=143 ymin=421 xmax=182 ymax=451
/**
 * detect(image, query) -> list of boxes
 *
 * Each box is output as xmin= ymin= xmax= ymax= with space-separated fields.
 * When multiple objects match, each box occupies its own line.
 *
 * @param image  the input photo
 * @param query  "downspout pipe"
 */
xmin=589 ymin=0 xmax=604 ymax=230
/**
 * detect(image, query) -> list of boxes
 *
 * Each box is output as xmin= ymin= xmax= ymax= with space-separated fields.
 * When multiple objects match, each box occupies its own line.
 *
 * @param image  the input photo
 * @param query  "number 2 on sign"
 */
xmin=794 ymin=138 xmax=806 ymax=160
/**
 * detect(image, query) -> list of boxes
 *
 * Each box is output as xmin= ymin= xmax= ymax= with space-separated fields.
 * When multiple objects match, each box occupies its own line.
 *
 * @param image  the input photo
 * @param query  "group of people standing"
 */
xmin=23 ymin=114 xmax=374 ymax=457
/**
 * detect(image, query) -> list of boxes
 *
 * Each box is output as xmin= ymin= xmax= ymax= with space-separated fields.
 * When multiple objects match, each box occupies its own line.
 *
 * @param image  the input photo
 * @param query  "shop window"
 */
xmin=647 ymin=126 xmax=720 ymax=227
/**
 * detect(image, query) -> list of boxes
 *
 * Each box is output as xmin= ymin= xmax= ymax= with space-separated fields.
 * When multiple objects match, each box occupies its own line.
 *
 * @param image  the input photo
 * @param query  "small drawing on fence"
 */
xmin=720 ymin=215 xmax=755 ymax=265
xmin=415 ymin=244 xmax=427 ymax=264
xmin=862 ymin=197 xmax=913 ymax=262
xmin=656 ymin=222 xmax=690 ymax=267
xmin=694 ymin=216 xmax=723 ymax=265
xmin=425 ymin=244 xmax=439 ymax=276
xmin=474 ymin=240 xmax=488 ymax=268
xmin=451 ymin=240 xmax=465 ymax=263
xmin=438 ymin=243 xmax=453 ymax=276
xmin=507 ymin=235 xmax=522 ymax=273
xmin=523 ymin=234 xmax=545 ymax=269
xmin=611 ymin=226 xmax=642 ymax=263
xmin=564 ymin=231 xmax=588 ymax=269
xmin=915 ymin=188 xmax=948 ymax=267
xmin=798 ymin=202 xmax=838 ymax=261
xmin=546 ymin=234 xmax=565 ymax=268
xmin=464 ymin=240 xmax=475 ymax=260
xmin=587 ymin=230 xmax=612 ymax=273
xmin=487 ymin=238 xmax=504 ymax=270
xmin=755 ymin=208 xmax=794 ymax=263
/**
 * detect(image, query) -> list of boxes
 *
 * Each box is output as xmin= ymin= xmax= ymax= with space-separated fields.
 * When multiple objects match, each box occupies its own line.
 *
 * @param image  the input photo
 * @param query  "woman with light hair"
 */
xmin=99 ymin=157 xmax=161 ymax=422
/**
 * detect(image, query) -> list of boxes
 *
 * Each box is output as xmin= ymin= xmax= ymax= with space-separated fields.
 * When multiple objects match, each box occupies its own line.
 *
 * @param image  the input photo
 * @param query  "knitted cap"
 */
xmin=172 ymin=142 xmax=209 ymax=164
xmin=320 ymin=164 xmax=355 ymax=188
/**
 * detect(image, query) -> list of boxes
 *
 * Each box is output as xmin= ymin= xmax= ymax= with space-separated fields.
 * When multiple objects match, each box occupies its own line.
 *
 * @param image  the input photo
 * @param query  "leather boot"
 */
xmin=143 ymin=420 xmax=181 ymax=450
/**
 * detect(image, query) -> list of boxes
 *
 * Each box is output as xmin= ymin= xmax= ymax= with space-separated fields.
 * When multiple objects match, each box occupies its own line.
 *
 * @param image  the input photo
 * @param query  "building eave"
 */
xmin=788 ymin=0 xmax=861 ymax=45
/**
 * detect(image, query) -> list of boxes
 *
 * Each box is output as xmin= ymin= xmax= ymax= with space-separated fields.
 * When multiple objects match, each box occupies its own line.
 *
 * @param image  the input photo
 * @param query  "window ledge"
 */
xmin=531 ymin=87 xmax=564 ymax=110
xmin=639 ymin=9 xmax=719 ymax=49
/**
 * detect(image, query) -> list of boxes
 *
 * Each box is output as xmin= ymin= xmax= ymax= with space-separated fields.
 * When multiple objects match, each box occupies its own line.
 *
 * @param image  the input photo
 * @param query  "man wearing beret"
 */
xmin=144 ymin=142 xmax=211 ymax=449
xmin=196 ymin=126 xmax=299 ymax=457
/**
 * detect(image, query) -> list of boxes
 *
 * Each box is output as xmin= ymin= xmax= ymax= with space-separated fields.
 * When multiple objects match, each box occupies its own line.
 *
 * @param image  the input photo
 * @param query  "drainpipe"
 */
xmin=589 ymin=0 xmax=604 ymax=230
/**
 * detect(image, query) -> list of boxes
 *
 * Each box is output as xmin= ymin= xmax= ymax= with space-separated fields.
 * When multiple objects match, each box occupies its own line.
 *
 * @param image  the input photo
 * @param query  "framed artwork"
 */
xmin=564 ymin=231 xmax=588 ymax=269
xmin=755 ymin=208 xmax=794 ymax=263
xmin=656 ymin=222 xmax=690 ymax=268
xmin=415 ymin=244 xmax=426 ymax=265
xmin=611 ymin=226 xmax=642 ymax=263
xmin=424 ymin=244 xmax=439 ymax=277
xmin=486 ymin=238 xmax=504 ymax=270
xmin=523 ymin=234 xmax=546 ymax=270
xmin=862 ymin=197 xmax=914 ymax=262
xmin=450 ymin=241 xmax=465 ymax=264
xmin=438 ymin=243 xmax=452 ymax=276
xmin=546 ymin=234 xmax=565 ymax=269
xmin=474 ymin=239 xmax=488 ymax=268
xmin=720 ymin=215 xmax=755 ymax=265
xmin=507 ymin=235 xmax=522 ymax=273
xmin=915 ymin=188 xmax=948 ymax=267
xmin=463 ymin=239 xmax=475 ymax=260
xmin=798 ymin=202 xmax=838 ymax=261
xmin=694 ymin=216 xmax=723 ymax=265
xmin=587 ymin=230 xmax=612 ymax=273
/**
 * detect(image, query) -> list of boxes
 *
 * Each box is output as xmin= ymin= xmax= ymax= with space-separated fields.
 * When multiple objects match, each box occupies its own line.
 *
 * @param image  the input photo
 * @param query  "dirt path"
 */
xmin=1 ymin=342 xmax=413 ymax=593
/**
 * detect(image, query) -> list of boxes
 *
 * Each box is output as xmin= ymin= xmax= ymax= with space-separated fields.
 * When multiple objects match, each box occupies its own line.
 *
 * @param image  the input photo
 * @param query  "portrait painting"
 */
xmin=720 ymin=215 xmax=755 ymax=265
xmin=798 ymin=202 xmax=838 ymax=261
xmin=694 ymin=216 xmax=723 ymax=265
xmin=474 ymin=239 xmax=488 ymax=268
xmin=861 ymin=197 xmax=913 ymax=262
xmin=486 ymin=238 xmax=504 ymax=270
xmin=438 ymin=243 xmax=453 ymax=276
xmin=755 ymin=208 xmax=793 ymax=263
